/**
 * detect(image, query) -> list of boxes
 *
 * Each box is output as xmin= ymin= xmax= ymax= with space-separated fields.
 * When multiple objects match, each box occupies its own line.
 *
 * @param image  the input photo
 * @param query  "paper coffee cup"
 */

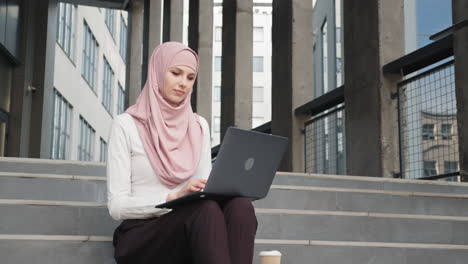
xmin=259 ymin=250 xmax=282 ymax=264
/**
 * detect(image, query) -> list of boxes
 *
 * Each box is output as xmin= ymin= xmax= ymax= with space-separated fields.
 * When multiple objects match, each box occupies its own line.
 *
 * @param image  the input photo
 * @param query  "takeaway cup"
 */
xmin=259 ymin=250 xmax=282 ymax=264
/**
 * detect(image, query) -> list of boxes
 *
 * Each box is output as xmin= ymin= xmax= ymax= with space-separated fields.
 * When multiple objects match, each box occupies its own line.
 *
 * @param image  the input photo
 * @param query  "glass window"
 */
xmin=214 ymin=86 xmax=221 ymax=102
xmin=105 ymin=9 xmax=115 ymax=38
xmin=253 ymin=27 xmax=264 ymax=42
xmin=423 ymin=160 xmax=437 ymax=177
xmin=51 ymin=89 xmax=72 ymax=160
xmin=78 ymin=116 xmax=95 ymax=161
xmin=441 ymin=123 xmax=452 ymax=140
xmin=416 ymin=0 xmax=452 ymax=47
xmin=422 ymin=124 xmax=435 ymax=140
xmin=253 ymin=86 xmax=263 ymax=102
xmin=335 ymin=0 xmax=344 ymax=87
xmin=57 ymin=3 xmax=74 ymax=58
xmin=102 ymin=57 xmax=114 ymax=114
xmin=253 ymin=56 xmax=264 ymax=72
xmin=321 ymin=20 xmax=328 ymax=93
xmin=444 ymin=161 xmax=458 ymax=174
xmin=100 ymin=138 xmax=107 ymax=162
xmin=215 ymin=26 xmax=222 ymax=42
xmin=82 ymin=22 xmax=99 ymax=90
xmin=215 ymin=56 xmax=222 ymax=72
xmin=119 ymin=15 xmax=127 ymax=62
xmin=214 ymin=117 xmax=220 ymax=133
xmin=117 ymin=83 xmax=125 ymax=114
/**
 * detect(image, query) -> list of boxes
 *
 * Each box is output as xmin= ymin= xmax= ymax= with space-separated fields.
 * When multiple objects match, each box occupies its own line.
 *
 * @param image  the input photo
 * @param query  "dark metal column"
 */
xmin=220 ymin=0 xmax=253 ymax=140
xmin=189 ymin=0 xmax=213 ymax=123
xmin=452 ymin=0 xmax=468 ymax=180
xmin=26 ymin=0 xmax=58 ymax=158
xmin=271 ymin=0 xmax=293 ymax=171
xmin=126 ymin=0 xmax=144 ymax=107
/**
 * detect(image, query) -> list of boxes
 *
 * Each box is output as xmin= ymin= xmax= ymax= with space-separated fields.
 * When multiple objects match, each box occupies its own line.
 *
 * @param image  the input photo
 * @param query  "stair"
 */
xmin=2 ymin=157 xmax=468 ymax=263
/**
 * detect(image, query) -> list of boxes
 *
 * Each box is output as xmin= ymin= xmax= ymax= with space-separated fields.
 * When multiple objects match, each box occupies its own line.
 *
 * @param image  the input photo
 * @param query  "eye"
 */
xmin=171 ymin=71 xmax=179 ymax=76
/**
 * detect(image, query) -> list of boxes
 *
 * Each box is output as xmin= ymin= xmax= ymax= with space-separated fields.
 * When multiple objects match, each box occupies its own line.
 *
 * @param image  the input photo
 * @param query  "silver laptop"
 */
xmin=155 ymin=127 xmax=288 ymax=209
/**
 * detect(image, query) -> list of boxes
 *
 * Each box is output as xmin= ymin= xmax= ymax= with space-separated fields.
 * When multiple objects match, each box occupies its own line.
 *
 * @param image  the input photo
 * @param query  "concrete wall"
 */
xmin=343 ymin=0 xmax=404 ymax=177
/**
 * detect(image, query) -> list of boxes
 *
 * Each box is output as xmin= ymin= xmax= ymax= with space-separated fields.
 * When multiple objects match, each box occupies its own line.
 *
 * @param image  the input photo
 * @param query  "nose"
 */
xmin=179 ymin=77 xmax=188 ymax=88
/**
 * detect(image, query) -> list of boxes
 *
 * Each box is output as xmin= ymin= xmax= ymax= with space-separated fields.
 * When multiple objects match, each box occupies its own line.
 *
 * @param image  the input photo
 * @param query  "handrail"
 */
xmin=295 ymin=86 xmax=344 ymax=117
xmin=383 ymin=35 xmax=453 ymax=76
xmin=430 ymin=19 xmax=468 ymax=41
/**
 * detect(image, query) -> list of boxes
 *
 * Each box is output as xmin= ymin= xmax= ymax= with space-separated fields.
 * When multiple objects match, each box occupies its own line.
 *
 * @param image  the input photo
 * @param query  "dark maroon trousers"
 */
xmin=113 ymin=197 xmax=258 ymax=264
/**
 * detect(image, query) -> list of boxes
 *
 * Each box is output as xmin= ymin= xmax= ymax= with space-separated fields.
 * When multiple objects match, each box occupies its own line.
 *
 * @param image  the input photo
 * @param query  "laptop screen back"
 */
xmin=204 ymin=127 xmax=288 ymax=199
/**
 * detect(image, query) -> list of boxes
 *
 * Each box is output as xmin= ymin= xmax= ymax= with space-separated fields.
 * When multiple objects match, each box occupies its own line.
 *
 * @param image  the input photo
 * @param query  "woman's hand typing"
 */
xmin=166 ymin=179 xmax=207 ymax=202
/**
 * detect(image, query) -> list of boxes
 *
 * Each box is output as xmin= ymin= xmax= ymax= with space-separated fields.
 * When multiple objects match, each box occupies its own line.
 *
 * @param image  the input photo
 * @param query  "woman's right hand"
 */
xmin=166 ymin=179 xmax=207 ymax=202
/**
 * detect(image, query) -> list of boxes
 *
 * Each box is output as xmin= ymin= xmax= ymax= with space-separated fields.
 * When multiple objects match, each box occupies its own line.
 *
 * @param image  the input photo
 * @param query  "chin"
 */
xmin=168 ymin=98 xmax=184 ymax=106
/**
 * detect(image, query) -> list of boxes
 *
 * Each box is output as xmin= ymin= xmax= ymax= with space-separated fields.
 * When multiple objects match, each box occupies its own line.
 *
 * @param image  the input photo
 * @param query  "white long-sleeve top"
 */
xmin=106 ymin=113 xmax=212 ymax=221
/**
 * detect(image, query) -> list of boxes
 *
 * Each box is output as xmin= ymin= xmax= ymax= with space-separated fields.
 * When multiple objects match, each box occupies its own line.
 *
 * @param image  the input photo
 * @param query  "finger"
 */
xmin=190 ymin=186 xmax=201 ymax=192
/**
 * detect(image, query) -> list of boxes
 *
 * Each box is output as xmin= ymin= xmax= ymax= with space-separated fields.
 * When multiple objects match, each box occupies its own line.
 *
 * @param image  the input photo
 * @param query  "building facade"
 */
xmin=51 ymin=4 xmax=128 ymax=161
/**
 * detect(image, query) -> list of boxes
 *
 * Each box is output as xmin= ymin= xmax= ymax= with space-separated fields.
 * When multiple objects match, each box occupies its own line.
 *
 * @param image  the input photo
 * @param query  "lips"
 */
xmin=174 ymin=89 xmax=185 ymax=95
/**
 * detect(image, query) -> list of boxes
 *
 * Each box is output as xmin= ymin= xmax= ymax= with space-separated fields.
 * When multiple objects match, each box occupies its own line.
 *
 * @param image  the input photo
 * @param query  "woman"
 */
xmin=107 ymin=42 xmax=257 ymax=264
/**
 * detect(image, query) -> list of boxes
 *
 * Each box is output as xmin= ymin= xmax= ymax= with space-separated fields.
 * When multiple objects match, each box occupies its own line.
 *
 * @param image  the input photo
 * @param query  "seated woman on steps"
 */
xmin=106 ymin=42 xmax=257 ymax=264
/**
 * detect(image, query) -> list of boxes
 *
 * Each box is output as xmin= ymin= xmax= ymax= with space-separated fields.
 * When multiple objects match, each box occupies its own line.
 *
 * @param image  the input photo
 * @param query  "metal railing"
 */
xmin=295 ymin=85 xmax=346 ymax=174
xmin=383 ymin=21 xmax=468 ymax=181
xmin=304 ymin=105 xmax=346 ymax=174
xmin=397 ymin=60 xmax=459 ymax=180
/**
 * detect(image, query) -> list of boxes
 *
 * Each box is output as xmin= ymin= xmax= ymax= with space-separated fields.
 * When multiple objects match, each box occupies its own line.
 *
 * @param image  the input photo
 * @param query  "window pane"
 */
xmin=214 ymin=86 xmax=221 ymax=102
xmin=423 ymin=160 xmax=437 ymax=177
xmin=215 ymin=27 xmax=222 ymax=41
xmin=444 ymin=161 xmax=458 ymax=174
xmin=321 ymin=20 xmax=328 ymax=93
xmin=253 ymin=86 xmax=263 ymax=102
xmin=253 ymin=27 xmax=264 ymax=42
xmin=422 ymin=124 xmax=435 ymax=140
xmin=253 ymin=56 xmax=264 ymax=72
xmin=335 ymin=0 xmax=343 ymax=87
xmin=214 ymin=117 xmax=220 ymax=133
xmin=215 ymin=56 xmax=222 ymax=72
xmin=441 ymin=124 xmax=452 ymax=140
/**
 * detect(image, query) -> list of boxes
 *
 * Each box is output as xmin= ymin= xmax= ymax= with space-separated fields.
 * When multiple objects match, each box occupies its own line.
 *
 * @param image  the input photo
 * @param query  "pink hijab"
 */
xmin=126 ymin=42 xmax=203 ymax=189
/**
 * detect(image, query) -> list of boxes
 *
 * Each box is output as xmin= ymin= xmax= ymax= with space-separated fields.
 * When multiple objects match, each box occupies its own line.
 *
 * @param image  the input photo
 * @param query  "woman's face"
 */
xmin=162 ymin=65 xmax=197 ymax=107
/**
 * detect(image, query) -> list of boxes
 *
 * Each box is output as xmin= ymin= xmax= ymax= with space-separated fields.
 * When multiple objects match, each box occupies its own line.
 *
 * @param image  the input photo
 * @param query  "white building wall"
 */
xmin=53 ymin=5 xmax=127 ymax=161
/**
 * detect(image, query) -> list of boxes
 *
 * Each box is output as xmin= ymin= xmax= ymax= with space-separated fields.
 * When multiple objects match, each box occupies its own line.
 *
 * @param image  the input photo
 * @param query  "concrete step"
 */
xmin=255 ymin=209 xmax=468 ymax=245
xmin=273 ymin=172 xmax=468 ymax=195
xmin=0 ymin=238 xmax=115 ymax=264
xmin=3 ymin=172 xmax=468 ymax=218
xmin=0 ymin=157 xmax=105 ymax=177
xmin=2 ymin=202 xmax=468 ymax=245
xmin=2 ymin=237 xmax=468 ymax=264
xmin=0 ymin=173 xmax=106 ymax=202
xmin=255 ymin=186 xmax=468 ymax=217
xmin=0 ymin=202 xmax=118 ymax=237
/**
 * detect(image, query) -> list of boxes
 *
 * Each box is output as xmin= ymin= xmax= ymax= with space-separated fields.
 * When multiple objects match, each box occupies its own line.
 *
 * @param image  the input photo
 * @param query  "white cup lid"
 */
xmin=259 ymin=250 xmax=282 ymax=257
